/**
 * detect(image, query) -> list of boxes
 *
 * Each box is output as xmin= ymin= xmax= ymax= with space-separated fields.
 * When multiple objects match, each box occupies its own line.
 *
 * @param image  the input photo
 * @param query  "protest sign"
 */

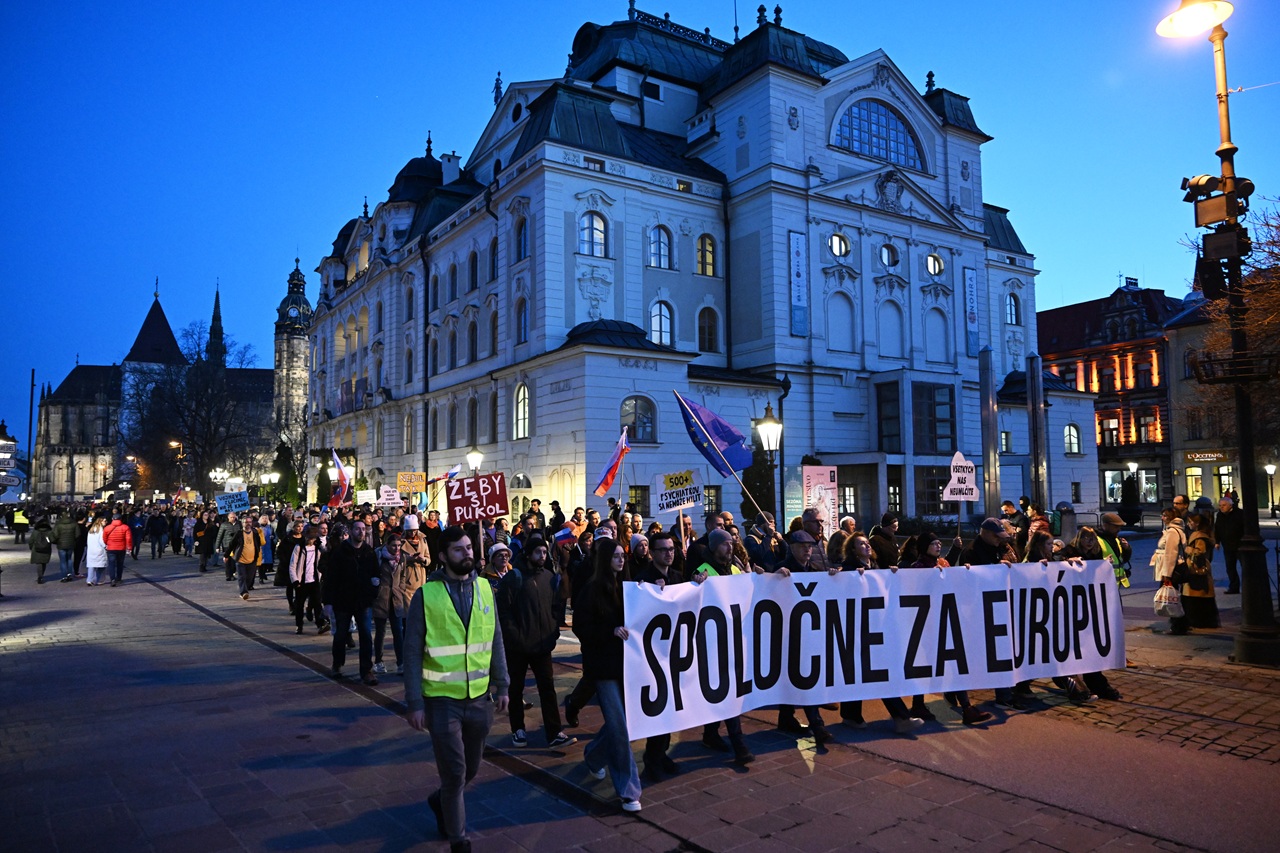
xmin=622 ymin=561 xmax=1125 ymax=739
xmin=215 ymin=491 xmax=251 ymax=515
xmin=397 ymin=471 xmax=426 ymax=494
xmin=355 ymin=489 xmax=377 ymax=505
xmin=446 ymin=473 xmax=509 ymax=525
xmin=375 ymin=484 xmax=405 ymax=507
xmin=652 ymin=469 xmax=702 ymax=516
xmin=943 ymin=452 xmax=978 ymax=502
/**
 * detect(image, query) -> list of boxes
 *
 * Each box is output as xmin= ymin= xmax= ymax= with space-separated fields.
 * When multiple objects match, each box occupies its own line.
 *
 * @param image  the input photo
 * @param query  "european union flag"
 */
xmin=673 ymin=391 xmax=754 ymax=478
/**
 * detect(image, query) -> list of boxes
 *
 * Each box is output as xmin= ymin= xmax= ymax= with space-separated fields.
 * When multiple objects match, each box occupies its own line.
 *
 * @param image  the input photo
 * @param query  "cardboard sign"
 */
xmin=652 ymin=469 xmax=702 ymax=515
xmin=355 ymin=489 xmax=377 ymax=505
xmin=446 ymin=473 xmax=509 ymax=525
xmin=397 ymin=471 xmax=426 ymax=493
xmin=375 ymin=484 xmax=405 ymax=507
xmin=215 ymin=491 xmax=251 ymax=514
xmin=943 ymin=452 xmax=978 ymax=501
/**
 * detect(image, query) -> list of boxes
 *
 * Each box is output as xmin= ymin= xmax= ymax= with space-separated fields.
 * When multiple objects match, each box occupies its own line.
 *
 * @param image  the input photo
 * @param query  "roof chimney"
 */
xmin=441 ymin=152 xmax=461 ymax=185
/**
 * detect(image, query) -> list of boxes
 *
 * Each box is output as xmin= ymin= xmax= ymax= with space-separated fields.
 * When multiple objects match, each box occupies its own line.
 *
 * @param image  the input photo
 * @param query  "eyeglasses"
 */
xmin=652 ymin=545 xmax=675 ymax=552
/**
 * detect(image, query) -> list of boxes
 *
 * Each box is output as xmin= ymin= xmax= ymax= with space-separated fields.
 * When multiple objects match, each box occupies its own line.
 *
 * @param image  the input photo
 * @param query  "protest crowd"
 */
xmin=4 ymin=484 xmax=1239 ymax=853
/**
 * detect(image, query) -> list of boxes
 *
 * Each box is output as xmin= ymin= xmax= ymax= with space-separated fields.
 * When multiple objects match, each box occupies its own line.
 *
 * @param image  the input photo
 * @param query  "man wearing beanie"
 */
xmin=496 ymin=535 xmax=575 ymax=749
xmin=690 ymin=528 xmax=738 ymax=581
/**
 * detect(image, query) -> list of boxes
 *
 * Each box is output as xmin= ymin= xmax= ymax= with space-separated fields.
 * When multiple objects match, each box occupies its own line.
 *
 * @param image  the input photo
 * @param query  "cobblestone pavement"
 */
xmin=1 ymin=538 xmax=1277 ymax=852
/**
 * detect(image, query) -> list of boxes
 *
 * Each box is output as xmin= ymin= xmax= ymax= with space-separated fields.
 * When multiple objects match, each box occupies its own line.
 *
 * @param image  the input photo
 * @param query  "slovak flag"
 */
xmin=327 ymin=448 xmax=349 ymax=507
xmin=593 ymin=427 xmax=630 ymax=497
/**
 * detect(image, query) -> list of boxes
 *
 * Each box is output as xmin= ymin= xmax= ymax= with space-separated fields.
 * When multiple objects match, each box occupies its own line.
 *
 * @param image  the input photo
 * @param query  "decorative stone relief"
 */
xmin=563 ymin=150 xmax=583 ymax=165
xmin=873 ymin=274 xmax=909 ymax=304
xmin=507 ymin=196 xmax=530 ymax=218
xmin=576 ymin=262 xmax=614 ymax=320
xmin=1004 ymin=277 xmax=1025 ymax=291
xmin=961 ymin=160 xmax=971 ymax=181
xmin=607 ymin=162 xmax=626 ymax=176
xmin=618 ymin=357 xmax=658 ymax=372
xmin=679 ymin=218 xmax=693 ymax=236
xmin=649 ymin=172 xmax=676 ymax=189
xmin=574 ymin=188 xmax=616 ymax=209
xmin=850 ymin=62 xmax=892 ymax=94
xmin=822 ymin=265 xmax=860 ymax=296
xmin=787 ymin=106 xmax=799 ymax=130
xmin=549 ymin=379 xmax=573 ymax=394
xmin=1006 ymin=329 xmax=1025 ymax=364
xmin=693 ymin=384 xmax=721 ymax=396
xmin=737 ymin=116 xmax=747 ymax=139
xmin=875 ymin=171 xmax=905 ymax=213
xmin=920 ymin=283 xmax=953 ymax=306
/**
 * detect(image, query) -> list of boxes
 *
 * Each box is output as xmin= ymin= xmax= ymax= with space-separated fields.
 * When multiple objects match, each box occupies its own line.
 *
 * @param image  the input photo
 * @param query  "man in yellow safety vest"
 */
xmin=404 ymin=525 xmax=509 ymax=853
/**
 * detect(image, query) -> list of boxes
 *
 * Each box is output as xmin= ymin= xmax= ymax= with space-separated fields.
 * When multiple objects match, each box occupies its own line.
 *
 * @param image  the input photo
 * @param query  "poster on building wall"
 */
xmin=789 ymin=231 xmax=809 ymax=337
xmin=652 ymin=469 xmax=703 ymax=516
xmin=801 ymin=465 xmax=837 ymax=526
xmin=964 ymin=267 xmax=980 ymax=356
xmin=783 ymin=464 xmax=803 ymax=523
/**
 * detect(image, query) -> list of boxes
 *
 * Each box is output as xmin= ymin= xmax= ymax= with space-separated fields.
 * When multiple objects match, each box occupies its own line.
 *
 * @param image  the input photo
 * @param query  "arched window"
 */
xmin=467 ymin=320 xmax=478 ymax=363
xmin=488 ymin=237 xmax=499 ymax=281
xmin=447 ymin=331 xmax=457 ymax=369
xmin=430 ymin=276 xmax=439 ymax=311
xmin=430 ymin=408 xmax=439 ymax=450
xmin=467 ymin=252 xmax=479 ymax=292
xmin=1184 ymin=348 xmax=1196 ymax=379
xmin=697 ymin=307 xmax=719 ymax=353
xmin=374 ymin=358 xmax=383 ymax=387
xmin=696 ymin=235 xmax=716 ymax=276
xmin=649 ymin=301 xmax=673 ymax=346
xmin=489 ymin=392 xmax=499 ymax=441
xmin=826 ymin=293 xmax=855 ymax=352
xmin=515 ymin=219 xmax=528 ymax=261
xmin=404 ymin=348 xmax=414 ymax=383
xmin=621 ymin=396 xmax=657 ymax=443
xmin=579 ymin=211 xmax=607 ymax=257
xmin=374 ymin=418 xmax=384 ymax=456
xmin=448 ymin=264 xmax=458 ymax=301
xmin=1064 ymin=423 xmax=1082 ymax=455
xmin=447 ymin=403 xmax=458 ymax=448
xmin=430 ymin=340 xmax=439 ymax=375
xmin=490 ymin=311 xmax=499 ymax=356
xmin=404 ymin=411 xmax=416 ymax=454
xmin=878 ymin=301 xmax=905 ymax=359
xmin=924 ymin=308 xmax=949 ymax=363
xmin=648 ymin=225 xmax=672 ymax=269
xmin=405 ymin=289 xmax=415 ymax=321
xmin=467 ymin=398 xmax=478 ymax=445
xmin=1006 ymin=293 xmax=1022 ymax=326
xmin=375 ymin=302 xmax=384 ymax=333
xmin=515 ymin=298 xmax=528 ymax=344
xmin=513 ymin=383 xmax=529 ymax=439
xmin=834 ymin=99 xmax=923 ymax=170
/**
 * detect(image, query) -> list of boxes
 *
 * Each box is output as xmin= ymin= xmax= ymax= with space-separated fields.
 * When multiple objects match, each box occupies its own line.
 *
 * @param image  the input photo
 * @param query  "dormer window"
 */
xmin=834 ymin=99 xmax=923 ymax=170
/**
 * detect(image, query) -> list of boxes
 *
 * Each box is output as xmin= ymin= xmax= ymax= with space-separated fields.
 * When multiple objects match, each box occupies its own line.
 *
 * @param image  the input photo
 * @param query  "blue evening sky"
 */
xmin=1 ymin=1 xmax=1277 ymax=452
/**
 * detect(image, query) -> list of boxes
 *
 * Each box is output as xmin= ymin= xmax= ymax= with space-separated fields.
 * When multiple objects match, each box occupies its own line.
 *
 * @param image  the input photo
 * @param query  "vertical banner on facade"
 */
xmin=801 ymin=465 xmax=837 ymax=523
xmin=782 ymin=463 xmax=804 ymax=524
xmin=964 ymin=267 xmax=980 ymax=356
xmin=788 ymin=231 xmax=808 ymax=337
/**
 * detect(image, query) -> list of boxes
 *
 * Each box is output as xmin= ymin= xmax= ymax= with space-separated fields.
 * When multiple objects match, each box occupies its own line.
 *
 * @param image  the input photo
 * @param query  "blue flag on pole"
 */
xmin=673 ymin=391 xmax=754 ymax=478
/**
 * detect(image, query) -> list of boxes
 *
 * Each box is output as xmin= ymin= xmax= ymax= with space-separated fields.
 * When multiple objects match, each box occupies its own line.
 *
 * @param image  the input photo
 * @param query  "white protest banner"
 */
xmin=622 ymin=561 xmax=1125 ymax=739
xmin=943 ymin=451 xmax=978 ymax=502
xmin=375 ymin=484 xmax=405 ymax=507
xmin=215 ymin=491 xmax=251 ymax=514
xmin=652 ymin=469 xmax=702 ymax=516
xmin=355 ymin=489 xmax=377 ymax=505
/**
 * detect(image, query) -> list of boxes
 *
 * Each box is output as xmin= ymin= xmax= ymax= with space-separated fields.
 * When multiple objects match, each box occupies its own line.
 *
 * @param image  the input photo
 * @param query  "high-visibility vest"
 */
xmin=421 ymin=578 xmax=495 ymax=699
xmin=699 ymin=561 xmax=741 ymax=577
xmin=1098 ymin=537 xmax=1130 ymax=586
xmin=14 ymin=510 xmax=28 ymax=525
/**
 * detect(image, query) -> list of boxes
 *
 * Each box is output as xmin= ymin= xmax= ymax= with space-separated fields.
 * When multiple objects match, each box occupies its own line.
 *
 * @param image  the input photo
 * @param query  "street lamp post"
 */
xmin=1265 ymin=463 xmax=1276 ymax=519
xmin=755 ymin=403 xmax=783 ymax=521
xmin=1158 ymin=0 xmax=1279 ymax=664
xmin=466 ymin=445 xmax=484 ymax=475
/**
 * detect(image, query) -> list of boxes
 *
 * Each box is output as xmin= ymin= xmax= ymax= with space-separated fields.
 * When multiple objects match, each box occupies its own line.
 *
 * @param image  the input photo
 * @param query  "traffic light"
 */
xmin=1195 ymin=253 xmax=1228 ymax=301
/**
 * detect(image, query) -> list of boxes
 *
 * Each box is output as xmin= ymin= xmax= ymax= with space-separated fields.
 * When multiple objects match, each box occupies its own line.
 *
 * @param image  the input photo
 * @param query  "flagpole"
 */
xmin=672 ymin=391 xmax=767 ymax=520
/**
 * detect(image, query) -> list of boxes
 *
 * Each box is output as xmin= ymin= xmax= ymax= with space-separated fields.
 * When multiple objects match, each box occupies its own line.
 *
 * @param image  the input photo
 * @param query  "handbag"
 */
xmin=1154 ymin=584 xmax=1184 ymax=618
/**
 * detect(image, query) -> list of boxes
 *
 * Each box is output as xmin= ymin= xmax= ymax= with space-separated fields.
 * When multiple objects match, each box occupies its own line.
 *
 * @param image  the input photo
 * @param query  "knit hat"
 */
xmin=630 ymin=533 xmax=647 ymax=552
xmin=488 ymin=542 xmax=511 ymax=558
xmin=402 ymin=514 xmax=420 ymax=531
xmin=708 ymin=528 xmax=733 ymax=551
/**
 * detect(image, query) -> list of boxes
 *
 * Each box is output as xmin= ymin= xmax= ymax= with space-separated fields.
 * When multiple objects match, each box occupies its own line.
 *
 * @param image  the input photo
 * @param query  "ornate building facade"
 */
xmin=307 ymin=5 xmax=1075 ymax=519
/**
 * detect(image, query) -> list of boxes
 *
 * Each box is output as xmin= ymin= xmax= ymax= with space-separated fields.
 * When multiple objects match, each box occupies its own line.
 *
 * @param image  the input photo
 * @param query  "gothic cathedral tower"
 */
xmin=274 ymin=259 xmax=313 ymax=438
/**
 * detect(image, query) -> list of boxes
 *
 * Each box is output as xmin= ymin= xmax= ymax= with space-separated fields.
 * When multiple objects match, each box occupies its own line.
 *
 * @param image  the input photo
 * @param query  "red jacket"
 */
xmin=103 ymin=519 xmax=133 ymax=551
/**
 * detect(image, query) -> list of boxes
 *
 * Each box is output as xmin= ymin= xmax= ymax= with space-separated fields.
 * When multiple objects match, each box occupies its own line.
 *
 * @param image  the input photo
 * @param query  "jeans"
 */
xmin=150 ymin=534 xmax=166 ymax=558
xmin=236 ymin=562 xmax=256 ymax=596
xmin=424 ymin=695 xmax=494 ymax=842
xmin=584 ymin=680 xmax=641 ymax=802
xmin=331 ymin=606 xmax=374 ymax=676
xmin=184 ymin=535 xmax=194 ymax=556
xmin=58 ymin=548 xmax=74 ymax=579
xmin=505 ymin=648 xmax=562 ymax=739
xmin=108 ymin=550 xmax=126 ymax=582
xmin=373 ymin=615 xmax=404 ymax=666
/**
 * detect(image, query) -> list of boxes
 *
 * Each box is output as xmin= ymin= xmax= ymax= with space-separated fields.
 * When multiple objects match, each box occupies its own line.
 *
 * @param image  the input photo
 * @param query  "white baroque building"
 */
xmin=306 ymin=5 xmax=1093 ymax=521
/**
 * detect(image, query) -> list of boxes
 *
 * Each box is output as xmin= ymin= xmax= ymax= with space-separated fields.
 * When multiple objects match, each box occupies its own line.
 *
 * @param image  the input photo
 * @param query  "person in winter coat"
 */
xmin=29 ymin=516 xmax=55 ymax=583
xmin=321 ymin=520 xmax=380 ymax=684
xmin=497 ymin=536 xmax=574 ymax=748
xmin=214 ymin=513 xmax=240 ymax=580
xmin=52 ymin=510 xmax=79 ymax=582
xmin=288 ymin=524 xmax=325 ymax=634
xmin=1181 ymin=509 xmax=1220 ymax=630
xmin=182 ymin=513 xmax=197 ymax=557
xmin=868 ymin=514 xmax=901 ymax=568
xmin=73 ymin=509 xmax=90 ymax=577
xmin=146 ymin=510 xmax=169 ymax=559
xmin=85 ymin=516 xmax=109 ymax=585
xmin=573 ymin=539 xmax=642 ymax=813
xmin=257 ymin=513 xmax=275 ymax=584
xmin=1151 ymin=509 xmax=1190 ymax=635
xmin=372 ymin=533 xmax=405 ymax=675
xmin=102 ymin=512 xmax=133 ymax=586
xmin=228 ymin=517 xmax=264 ymax=600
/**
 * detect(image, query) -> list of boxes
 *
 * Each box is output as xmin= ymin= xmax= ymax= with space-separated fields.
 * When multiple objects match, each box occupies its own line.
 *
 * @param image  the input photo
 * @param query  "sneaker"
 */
xmin=909 ymin=705 xmax=936 ymax=722
xmin=523 ymin=698 xmax=534 ymax=710
xmin=641 ymin=764 xmax=663 ymax=785
xmin=962 ymin=706 xmax=994 ymax=726
xmin=511 ymin=729 xmax=528 ymax=748
xmin=60 ymin=575 xmax=74 ymax=583
xmin=329 ymin=668 xmax=343 ymax=679
xmin=585 ymin=761 xmax=606 ymax=780
xmin=372 ymin=662 xmax=386 ymax=674
xmin=840 ymin=716 xmax=868 ymax=729
xmin=1096 ymin=687 xmax=1122 ymax=701
xmin=893 ymin=716 xmax=925 ymax=735
xmin=396 ymin=664 xmax=404 ymax=675
xmin=621 ymin=798 xmax=642 ymax=813
xmin=548 ymin=732 xmax=577 ymax=749
xmin=563 ymin=696 xmax=580 ymax=728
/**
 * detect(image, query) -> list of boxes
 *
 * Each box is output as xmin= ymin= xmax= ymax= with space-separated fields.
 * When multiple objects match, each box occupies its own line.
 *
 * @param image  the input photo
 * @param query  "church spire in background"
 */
xmin=206 ymin=282 xmax=227 ymax=366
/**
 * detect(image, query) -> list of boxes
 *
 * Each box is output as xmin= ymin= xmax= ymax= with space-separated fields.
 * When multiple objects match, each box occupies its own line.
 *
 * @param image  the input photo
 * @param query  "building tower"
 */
xmin=273 ymin=259 xmax=313 ymax=438
xmin=207 ymin=285 xmax=227 ymax=366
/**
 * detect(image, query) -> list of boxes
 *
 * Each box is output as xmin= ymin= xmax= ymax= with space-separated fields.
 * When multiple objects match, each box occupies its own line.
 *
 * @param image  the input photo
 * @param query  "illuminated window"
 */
xmin=1006 ymin=293 xmax=1021 ymax=325
xmin=649 ymin=301 xmax=673 ymax=346
xmin=926 ymin=253 xmax=945 ymax=276
xmin=828 ymin=233 xmax=850 ymax=258
xmin=579 ymin=212 xmax=607 ymax=257
xmin=648 ymin=226 xmax=672 ymax=269
xmin=1064 ymin=423 xmax=1082 ymax=454
xmin=696 ymin=235 xmax=716 ymax=276
xmin=513 ymin=383 xmax=529 ymax=439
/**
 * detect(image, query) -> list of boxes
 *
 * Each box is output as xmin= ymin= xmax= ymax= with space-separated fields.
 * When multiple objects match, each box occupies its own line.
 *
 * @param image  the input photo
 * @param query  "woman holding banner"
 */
xmin=573 ymin=539 xmax=643 ymax=812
